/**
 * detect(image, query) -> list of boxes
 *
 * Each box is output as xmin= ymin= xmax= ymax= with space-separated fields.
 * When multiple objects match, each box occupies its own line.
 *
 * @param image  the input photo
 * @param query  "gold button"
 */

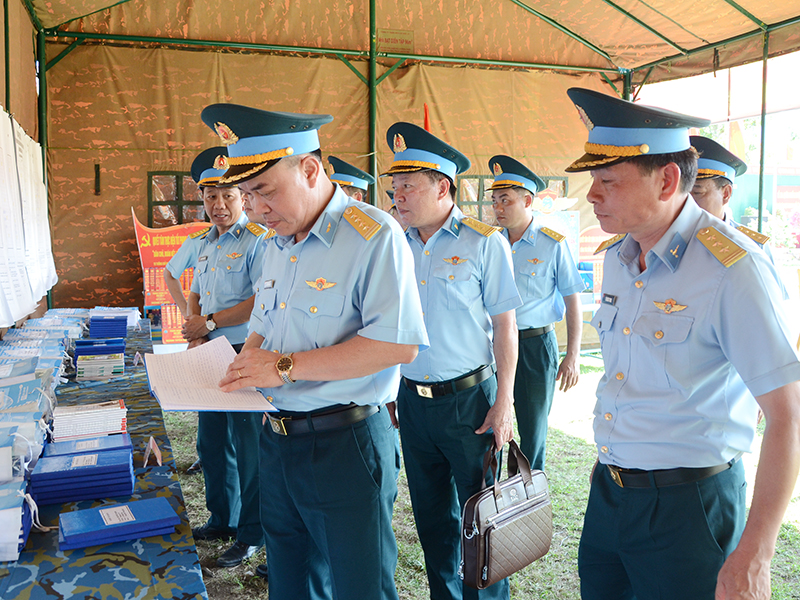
xmin=424 ymin=250 xmax=430 ymax=255
xmin=654 ymin=330 xmax=664 ymax=339
xmin=206 ymin=291 xmax=210 ymax=295
xmin=256 ymin=287 xmax=260 ymax=292
xmin=211 ymin=267 xmax=215 ymax=272
xmin=280 ymin=302 xmax=286 ymax=309
xmin=217 ymin=244 xmax=221 ymax=249
xmin=604 ymin=413 xmax=613 ymax=421
xmin=531 ymin=272 xmax=536 ymax=276
xmin=310 ymin=306 xmax=318 ymax=314
xmin=290 ymin=256 xmax=297 ymax=263
xmin=616 ymin=372 xmax=624 ymax=380
xmin=623 ymin=327 xmax=630 ymax=335
xmin=600 ymin=446 xmax=609 ymax=453
xmin=424 ymin=375 xmax=430 ymax=380
xmin=226 ymin=265 xmax=231 ymax=270
xmin=266 ymin=396 xmax=273 ymax=402
xmin=635 ymin=280 xmax=643 ymax=288
xmin=512 ymin=250 xmax=516 ymax=254
xmin=260 ymin=303 xmax=265 ymax=310
xmin=448 ymin=275 xmax=454 ymax=280
xmin=421 ymin=280 xmax=426 ymax=285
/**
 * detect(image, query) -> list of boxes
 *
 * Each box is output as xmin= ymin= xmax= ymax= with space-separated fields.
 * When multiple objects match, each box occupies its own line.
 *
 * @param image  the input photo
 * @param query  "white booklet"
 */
xmin=143 ymin=337 xmax=276 ymax=412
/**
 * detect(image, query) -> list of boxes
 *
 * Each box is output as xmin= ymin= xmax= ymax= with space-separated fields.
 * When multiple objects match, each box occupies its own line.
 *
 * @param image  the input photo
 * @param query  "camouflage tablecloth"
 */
xmin=0 ymin=321 xmax=208 ymax=599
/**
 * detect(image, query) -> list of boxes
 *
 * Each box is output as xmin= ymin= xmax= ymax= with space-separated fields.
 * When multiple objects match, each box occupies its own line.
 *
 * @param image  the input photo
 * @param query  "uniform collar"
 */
xmin=503 ymin=216 xmax=536 ymax=245
xmin=307 ymin=185 xmax=349 ymax=248
xmin=647 ymin=197 xmax=700 ymax=272
xmin=208 ymin=213 xmax=248 ymax=242
xmin=406 ymin=203 xmax=463 ymax=244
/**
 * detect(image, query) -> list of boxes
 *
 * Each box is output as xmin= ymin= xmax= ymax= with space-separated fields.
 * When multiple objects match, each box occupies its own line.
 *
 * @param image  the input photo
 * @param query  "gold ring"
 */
xmin=237 ymin=370 xmax=243 ymax=379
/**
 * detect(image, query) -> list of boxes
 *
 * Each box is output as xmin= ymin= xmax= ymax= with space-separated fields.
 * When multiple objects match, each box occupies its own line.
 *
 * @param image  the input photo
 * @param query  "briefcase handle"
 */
xmin=481 ymin=439 xmax=535 ymax=500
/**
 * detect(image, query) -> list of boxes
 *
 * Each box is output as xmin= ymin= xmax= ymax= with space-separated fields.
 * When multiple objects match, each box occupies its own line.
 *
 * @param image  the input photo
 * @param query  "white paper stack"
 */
xmin=51 ymin=399 xmax=128 ymax=442
xmin=0 ymin=481 xmax=32 ymax=561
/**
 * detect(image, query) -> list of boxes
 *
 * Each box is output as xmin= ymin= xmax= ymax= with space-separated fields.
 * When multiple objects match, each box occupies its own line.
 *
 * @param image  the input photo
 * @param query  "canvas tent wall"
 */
xmin=2 ymin=0 xmax=799 ymax=309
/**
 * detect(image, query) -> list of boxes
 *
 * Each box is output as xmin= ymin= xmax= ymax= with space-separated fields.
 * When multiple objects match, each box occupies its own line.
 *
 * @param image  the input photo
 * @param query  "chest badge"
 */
xmin=225 ymin=252 xmax=243 ymax=260
xmin=306 ymin=277 xmax=337 ymax=291
xmin=653 ymin=299 xmax=687 ymax=314
xmin=527 ymin=258 xmax=543 ymax=264
xmin=443 ymin=256 xmax=467 ymax=265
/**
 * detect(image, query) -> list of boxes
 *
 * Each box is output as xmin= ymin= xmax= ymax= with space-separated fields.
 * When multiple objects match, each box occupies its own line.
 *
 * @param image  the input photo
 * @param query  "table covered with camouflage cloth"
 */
xmin=0 ymin=321 xmax=207 ymax=599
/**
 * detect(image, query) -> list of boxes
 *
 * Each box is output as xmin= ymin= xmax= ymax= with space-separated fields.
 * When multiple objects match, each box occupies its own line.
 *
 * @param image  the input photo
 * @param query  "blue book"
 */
xmin=0 ymin=374 xmax=45 ymax=412
xmin=33 ymin=481 xmax=135 ymax=506
xmin=30 ymin=448 xmax=133 ymax=482
xmin=59 ymin=496 xmax=180 ymax=543
xmin=58 ymin=524 xmax=176 ymax=551
xmin=30 ymin=472 xmax=135 ymax=493
xmin=42 ymin=434 xmax=132 ymax=458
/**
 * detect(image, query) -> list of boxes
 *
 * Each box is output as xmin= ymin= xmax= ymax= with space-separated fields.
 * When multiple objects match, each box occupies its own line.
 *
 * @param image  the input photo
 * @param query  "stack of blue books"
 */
xmin=73 ymin=338 xmax=126 ymax=381
xmin=88 ymin=315 xmax=129 ymax=339
xmin=42 ymin=433 xmax=132 ymax=458
xmin=0 ymin=481 xmax=32 ymax=561
xmin=29 ymin=447 xmax=134 ymax=506
xmin=58 ymin=496 xmax=180 ymax=551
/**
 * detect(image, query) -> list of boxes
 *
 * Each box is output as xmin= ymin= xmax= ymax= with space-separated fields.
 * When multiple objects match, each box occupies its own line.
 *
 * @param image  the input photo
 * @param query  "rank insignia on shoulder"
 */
xmin=735 ymin=225 xmax=770 ymax=246
xmin=343 ymin=206 xmax=381 ymax=241
xmin=190 ymin=226 xmax=211 ymax=239
xmin=246 ymin=222 xmax=268 ymax=236
xmin=306 ymin=277 xmax=336 ymax=291
xmin=225 ymin=252 xmax=243 ymax=260
xmin=266 ymin=228 xmax=276 ymax=239
xmin=443 ymin=256 xmax=467 ymax=265
xmin=653 ymin=298 xmax=687 ymax=314
xmin=696 ymin=227 xmax=747 ymax=267
xmin=540 ymin=227 xmax=565 ymax=242
xmin=461 ymin=217 xmax=499 ymax=237
xmin=594 ymin=234 xmax=625 ymax=254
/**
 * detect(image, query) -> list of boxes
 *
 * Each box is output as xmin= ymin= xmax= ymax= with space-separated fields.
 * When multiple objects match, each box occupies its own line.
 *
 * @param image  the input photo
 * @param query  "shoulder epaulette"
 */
xmin=696 ymin=226 xmax=747 ymax=268
xmin=343 ymin=205 xmax=381 ymax=241
xmin=593 ymin=234 xmax=625 ymax=255
xmin=736 ymin=225 xmax=770 ymax=246
xmin=461 ymin=217 xmax=500 ymax=237
xmin=189 ymin=226 xmax=211 ymax=239
xmin=246 ymin=222 xmax=267 ymax=236
xmin=540 ymin=227 xmax=565 ymax=243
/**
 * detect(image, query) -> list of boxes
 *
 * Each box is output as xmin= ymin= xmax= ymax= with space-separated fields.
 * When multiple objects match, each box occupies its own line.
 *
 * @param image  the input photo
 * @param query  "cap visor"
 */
xmin=565 ymin=153 xmax=629 ymax=173
xmin=219 ymin=159 xmax=281 ymax=185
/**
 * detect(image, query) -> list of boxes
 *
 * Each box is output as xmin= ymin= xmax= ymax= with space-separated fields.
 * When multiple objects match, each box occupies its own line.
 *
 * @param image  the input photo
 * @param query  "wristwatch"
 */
xmin=205 ymin=314 xmax=217 ymax=332
xmin=276 ymin=353 xmax=295 ymax=385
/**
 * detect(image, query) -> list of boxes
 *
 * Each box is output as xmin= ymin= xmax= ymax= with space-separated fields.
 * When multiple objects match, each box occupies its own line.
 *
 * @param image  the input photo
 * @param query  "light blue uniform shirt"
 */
xmin=401 ymin=204 xmax=522 ymax=383
xmin=591 ymin=197 xmax=800 ymax=470
xmin=190 ymin=214 xmax=267 ymax=345
xmin=165 ymin=233 xmax=204 ymax=279
xmin=250 ymin=186 xmax=428 ymax=412
xmin=725 ymin=215 xmax=789 ymax=299
xmin=503 ymin=218 xmax=585 ymax=329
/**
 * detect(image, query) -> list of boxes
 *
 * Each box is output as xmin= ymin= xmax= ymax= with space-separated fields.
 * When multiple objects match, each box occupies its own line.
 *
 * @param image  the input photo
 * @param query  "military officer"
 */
xmin=328 ymin=155 xmax=375 ymax=203
xmin=488 ymin=155 xmax=585 ymax=471
xmin=182 ymin=147 xmax=268 ymax=568
xmin=205 ymin=104 xmax=429 ymax=600
xmin=384 ymin=123 xmax=521 ymax=600
xmin=566 ymin=87 xmax=800 ymax=599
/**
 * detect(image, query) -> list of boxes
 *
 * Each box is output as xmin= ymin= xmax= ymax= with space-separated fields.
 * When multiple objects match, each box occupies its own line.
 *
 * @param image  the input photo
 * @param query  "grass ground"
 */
xmin=163 ymin=364 xmax=800 ymax=598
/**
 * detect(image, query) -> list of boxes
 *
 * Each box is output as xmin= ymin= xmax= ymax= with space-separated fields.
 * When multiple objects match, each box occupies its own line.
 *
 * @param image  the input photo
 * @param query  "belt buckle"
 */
xmin=608 ymin=465 xmax=624 ymax=488
xmin=269 ymin=416 xmax=288 ymax=435
xmin=415 ymin=384 xmax=433 ymax=398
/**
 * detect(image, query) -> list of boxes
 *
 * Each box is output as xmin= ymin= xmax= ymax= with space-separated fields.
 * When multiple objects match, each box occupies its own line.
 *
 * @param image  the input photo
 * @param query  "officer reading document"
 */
xmin=565 ymin=88 xmax=800 ymax=600
xmin=205 ymin=104 xmax=428 ymax=600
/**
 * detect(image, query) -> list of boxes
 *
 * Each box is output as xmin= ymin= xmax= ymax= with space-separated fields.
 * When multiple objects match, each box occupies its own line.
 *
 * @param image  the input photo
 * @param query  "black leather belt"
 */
xmin=267 ymin=404 xmax=378 ymax=436
xmin=519 ymin=323 xmax=555 ymax=339
xmin=606 ymin=461 xmax=734 ymax=489
xmin=403 ymin=364 xmax=495 ymax=398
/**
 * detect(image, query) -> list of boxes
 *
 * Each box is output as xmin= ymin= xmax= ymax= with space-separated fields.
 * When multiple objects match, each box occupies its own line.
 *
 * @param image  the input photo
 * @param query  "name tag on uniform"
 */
xmin=263 ymin=279 xmax=275 ymax=289
xmin=198 ymin=256 xmax=208 ymax=262
xmin=602 ymin=294 xmax=616 ymax=306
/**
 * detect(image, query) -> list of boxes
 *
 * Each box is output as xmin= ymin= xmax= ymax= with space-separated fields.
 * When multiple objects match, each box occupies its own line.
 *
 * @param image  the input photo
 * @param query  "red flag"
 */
xmin=423 ymin=104 xmax=431 ymax=132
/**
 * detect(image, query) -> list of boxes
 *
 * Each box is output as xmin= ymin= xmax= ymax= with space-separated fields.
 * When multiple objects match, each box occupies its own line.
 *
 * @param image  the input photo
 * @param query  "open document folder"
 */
xmin=143 ymin=337 xmax=276 ymax=412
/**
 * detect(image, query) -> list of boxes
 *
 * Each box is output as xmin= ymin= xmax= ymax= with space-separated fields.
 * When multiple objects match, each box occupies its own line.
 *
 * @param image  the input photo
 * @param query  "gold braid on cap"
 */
xmin=584 ymin=142 xmax=651 ymax=157
xmin=697 ymin=168 xmax=728 ymax=178
xmin=569 ymin=155 xmax=623 ymax=169
xmin=390 ymin=159 xmax=441 ymax=170
xmin=198 ymin=176 xmax=222 ymax=186
xmin=226 ymin=147 xmax=294 ymax=166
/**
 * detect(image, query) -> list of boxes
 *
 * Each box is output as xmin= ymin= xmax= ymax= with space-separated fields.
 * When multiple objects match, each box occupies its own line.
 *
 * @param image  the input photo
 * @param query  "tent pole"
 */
xmin=757 ymin=31 xmax=769 ymax=233
xmin=368 ymin=0 xmax=377 ymax=205
xmin=622 ymin=71 xmax=632 ymax=100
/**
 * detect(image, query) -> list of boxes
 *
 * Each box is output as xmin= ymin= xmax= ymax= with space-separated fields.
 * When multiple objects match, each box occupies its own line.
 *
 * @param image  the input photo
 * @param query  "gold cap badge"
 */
xmin=493 ymin=163 xmax=503 ymax=176
xmin=393 ymin=133 xmax=407 ymax=153
xmin=214 ymin=122 xmax=239 ymax=146
xmin=213 ymin=154 xmax=229 ymax=170
xmin=576 ymin=105 xmax=594 ymax=131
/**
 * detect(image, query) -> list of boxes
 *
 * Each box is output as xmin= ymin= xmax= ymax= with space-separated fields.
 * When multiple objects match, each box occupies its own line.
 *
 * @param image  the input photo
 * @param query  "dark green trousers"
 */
xmin=197 ymin=410 xmax=264 ymax=546
xmin=259 ymin=407 xmax=399 ymax=600
xmin=398 ymin=377 xmax=510 ymax=600
xmin=513 ymin=330 xmax=558 ymax=471
xmin=579 ymin=461 xmax=746 ymax=600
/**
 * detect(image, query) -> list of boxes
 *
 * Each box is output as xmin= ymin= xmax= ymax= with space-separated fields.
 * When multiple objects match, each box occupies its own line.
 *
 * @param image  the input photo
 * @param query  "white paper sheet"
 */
xmin=144 ymin=337 xmax=276 ymax=412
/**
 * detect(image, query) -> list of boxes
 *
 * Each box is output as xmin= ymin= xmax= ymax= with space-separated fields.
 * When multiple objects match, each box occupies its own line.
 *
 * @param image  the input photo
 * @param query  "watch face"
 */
xmin=277 ymin=357 xmax=292 ymax=371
